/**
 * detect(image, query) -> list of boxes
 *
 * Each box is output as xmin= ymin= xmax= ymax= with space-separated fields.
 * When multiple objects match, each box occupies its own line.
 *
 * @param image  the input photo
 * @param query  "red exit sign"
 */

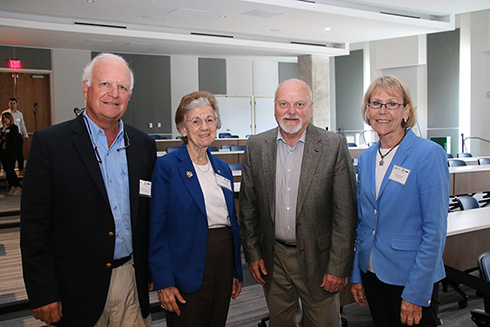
xmin=9 ymin=60 xmax=21 ymax=69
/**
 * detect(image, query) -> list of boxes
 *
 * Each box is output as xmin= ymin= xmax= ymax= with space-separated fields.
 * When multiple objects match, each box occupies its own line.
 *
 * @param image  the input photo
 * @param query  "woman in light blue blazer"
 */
xmin=149 ymin=91 xmax=243 ymax=327
xmin=351 ymin=76 xmax=449 ymax=327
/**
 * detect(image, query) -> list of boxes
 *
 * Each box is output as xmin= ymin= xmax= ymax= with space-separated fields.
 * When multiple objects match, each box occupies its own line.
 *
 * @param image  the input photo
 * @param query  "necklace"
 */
xmin=378 ymin=132 xmax=406 ymax=166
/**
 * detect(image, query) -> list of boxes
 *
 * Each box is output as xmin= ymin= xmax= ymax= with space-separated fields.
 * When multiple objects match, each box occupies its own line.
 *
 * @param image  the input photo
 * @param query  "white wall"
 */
xmin=51 ymin=49 xmax=90 ymax=124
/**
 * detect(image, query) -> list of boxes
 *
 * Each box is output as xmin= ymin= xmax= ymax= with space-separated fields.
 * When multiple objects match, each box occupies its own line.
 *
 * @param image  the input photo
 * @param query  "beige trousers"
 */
xmin=264 ymin=241 xmax=341 ymax=327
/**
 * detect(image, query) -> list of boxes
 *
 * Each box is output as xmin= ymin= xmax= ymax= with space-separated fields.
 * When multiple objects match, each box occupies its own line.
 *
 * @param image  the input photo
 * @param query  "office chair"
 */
xmin=457 ymin=152 xmax=473 ymax=158
xmin=208 ymin=146 xmax=219 ymax=152
xmin=347 ymin=142 xmax=357 ymax=147
xmin=218 ymin=132 xmax=232 ymax=138
xmin=166 ymin=146 xmax=179 ymax=153
xmin=457 ymin=196 xmax=481 ymax=211
xmin=227 ymin=135 xmax=239 ymax=138
xmin=245 ymin=134 xmax=252 ymax=138
xmin=444 ymin=197 xmax=481 ymax=308
xmin=471 ymin=252 xmax=490 ymax=326
xmin=221 ymin=144 xmax=233 ymax=150
xmin=149 ymin=134 xmax=162 ymax=139
xmin=448 ymin=159 xmax=467 ymax=167
xmin=230 ymin=145 xmax=246 ymax=151
xmin=228 ymin=163 xmax=242 ymax=171
xmin=479 ymin=158 xmax=490 ymax=165
xmin=447 ymin=153 xmax=454 ymax=159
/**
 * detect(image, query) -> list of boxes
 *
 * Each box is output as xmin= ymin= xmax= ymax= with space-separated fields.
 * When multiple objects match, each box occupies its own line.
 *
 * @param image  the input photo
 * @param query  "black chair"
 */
xmin=208 ymin=146 xmax=219 ymax=152
xmin=478 ymin=158 xmax=490 ymax=165
xmin=458 ymin=152 xmax=473 ymax=158
xmin=447 ymin=153 xmax=454 ymax=159
xmin=457 ymin=196 xmax=481 ymax=211
xmin=347 ymin=142 xmax=357 ymax=147
xmin=444 ymin=197 xmax=481 ymax=307
xmin=221 ymin=144 xmax=234 ymax=150
xmin=471 ymin=252 xmax=490 ymax=326
xmin=166 ymin=146 xmax=179 ymax=153
xmin=448 ymin=159 xmax=467 ymax=167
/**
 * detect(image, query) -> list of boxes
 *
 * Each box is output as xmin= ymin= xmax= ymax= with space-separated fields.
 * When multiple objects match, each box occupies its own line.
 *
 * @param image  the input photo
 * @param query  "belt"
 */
xmin=112 ymin=254 xmax=132 ymax=269
xmin=275 ymin=239 xmax=297 ymax=247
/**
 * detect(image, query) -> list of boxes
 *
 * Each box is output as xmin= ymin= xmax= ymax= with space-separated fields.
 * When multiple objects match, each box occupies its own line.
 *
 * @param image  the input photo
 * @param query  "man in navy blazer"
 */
xmin=21 ymin=53 xmax=156 ymax=326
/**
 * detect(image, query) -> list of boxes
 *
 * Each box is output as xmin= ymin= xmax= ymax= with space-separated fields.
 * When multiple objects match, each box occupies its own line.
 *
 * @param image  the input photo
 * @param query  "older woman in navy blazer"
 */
xmin=351 ymin=76 xmax=449 ymax=327
xmin=149 ymin=91 xmax=243 ymax=327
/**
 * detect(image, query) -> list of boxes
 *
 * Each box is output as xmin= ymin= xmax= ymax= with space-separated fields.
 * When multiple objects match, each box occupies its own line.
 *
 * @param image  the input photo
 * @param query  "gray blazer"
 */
xmin=239 ymin=123 xmax=357 ymax=301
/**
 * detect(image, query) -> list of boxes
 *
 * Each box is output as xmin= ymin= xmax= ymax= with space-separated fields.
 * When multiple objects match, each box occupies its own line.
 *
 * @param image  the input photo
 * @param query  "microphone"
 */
xmin=73 ymin=107 xmax=81 ymax=116
xmin=33 ymin=102 xmax=38 ymax=114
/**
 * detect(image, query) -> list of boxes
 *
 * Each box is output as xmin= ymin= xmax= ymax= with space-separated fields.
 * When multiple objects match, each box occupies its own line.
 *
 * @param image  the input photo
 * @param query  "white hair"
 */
xmin=82 ymin=53 xmax=134 ymax=91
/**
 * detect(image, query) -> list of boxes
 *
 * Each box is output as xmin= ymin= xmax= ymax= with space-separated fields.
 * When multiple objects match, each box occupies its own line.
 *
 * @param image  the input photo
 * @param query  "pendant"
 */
xmin=379 ymin=159 xmax=384 ymax=166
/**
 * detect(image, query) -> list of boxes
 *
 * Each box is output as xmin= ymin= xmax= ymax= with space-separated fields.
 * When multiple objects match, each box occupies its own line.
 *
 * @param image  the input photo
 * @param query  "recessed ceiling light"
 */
xmin=324 ymin=27 xmax=331 ymax=31
xmin=87 ymin=0 xmax=95 ymax=3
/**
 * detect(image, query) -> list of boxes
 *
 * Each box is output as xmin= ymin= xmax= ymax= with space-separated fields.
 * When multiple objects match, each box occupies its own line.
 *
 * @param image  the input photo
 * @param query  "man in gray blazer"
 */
xmin=239 ymin=78 xmax=357 ymax=327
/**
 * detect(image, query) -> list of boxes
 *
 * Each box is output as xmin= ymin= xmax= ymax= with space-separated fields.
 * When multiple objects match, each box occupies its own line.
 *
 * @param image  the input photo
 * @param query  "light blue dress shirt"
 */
xmin=83 ymin=112 xmax=132 ymax=259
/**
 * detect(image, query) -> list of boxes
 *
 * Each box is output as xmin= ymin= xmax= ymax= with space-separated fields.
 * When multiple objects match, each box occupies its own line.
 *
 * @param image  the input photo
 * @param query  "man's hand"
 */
xmin=248 ymin=259 xmax=267 ymax=285
xmin=320 ymin=273 xmax=346 ymax=293
xmin=32 ymin=301 xmax=62 ymax=325
xmin=157 ymin=286 xmax=186 ymax=316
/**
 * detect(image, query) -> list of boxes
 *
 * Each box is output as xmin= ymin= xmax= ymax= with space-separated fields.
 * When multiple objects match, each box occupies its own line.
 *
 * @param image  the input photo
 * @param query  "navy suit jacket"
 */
xmin=351 ymin=129 xmax=449 ymax=306
xmin=149 ymin=143 xmax=243 ymax=293
xmin=21 ymin=114 xmax=156 ymax=326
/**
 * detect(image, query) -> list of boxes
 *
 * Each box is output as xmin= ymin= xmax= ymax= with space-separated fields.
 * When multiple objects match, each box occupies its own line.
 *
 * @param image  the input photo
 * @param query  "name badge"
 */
xmin=389 ymin=165 xmax=410 ymax=185
xmin=139 ymin=180 xmax=152 ymax=198
xmin=216 ymin=174 xmax=232 ymax=192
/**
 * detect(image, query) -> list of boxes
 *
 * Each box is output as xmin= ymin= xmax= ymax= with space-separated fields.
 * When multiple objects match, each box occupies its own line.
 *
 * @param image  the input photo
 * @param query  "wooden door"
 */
xmin=0 ymin=72 xmax=51 ymax=159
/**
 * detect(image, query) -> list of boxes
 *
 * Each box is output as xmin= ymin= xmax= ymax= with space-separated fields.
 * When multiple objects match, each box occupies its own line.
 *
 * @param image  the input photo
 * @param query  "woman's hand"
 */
xmin=351 ymin=283 xmax=367 ymax=307
xmin=231 ymin=278 xmax=243 ymax=299
xmin=157 ymin=286 xmax=186 ymax=316
xmin=400 ymin=299 xmax=422 ymax=326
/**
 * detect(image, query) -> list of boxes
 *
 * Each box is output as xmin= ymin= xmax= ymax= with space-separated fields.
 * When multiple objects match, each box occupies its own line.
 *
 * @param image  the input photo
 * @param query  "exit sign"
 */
xmin=9 ymin=60 xmax=21 ymax=69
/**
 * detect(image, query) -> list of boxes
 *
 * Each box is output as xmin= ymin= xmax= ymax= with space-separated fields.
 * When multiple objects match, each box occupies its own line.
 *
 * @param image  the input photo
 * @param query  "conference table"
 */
xmin=449 ymin=165 xmax=490 ymax=196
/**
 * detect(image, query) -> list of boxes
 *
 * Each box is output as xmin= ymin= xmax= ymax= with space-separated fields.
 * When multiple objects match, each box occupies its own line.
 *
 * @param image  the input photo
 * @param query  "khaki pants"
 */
xmin=264 ymin=241 xmax=341 ymax=327
xmin=93 ymin=258 xmax=151 ymax=327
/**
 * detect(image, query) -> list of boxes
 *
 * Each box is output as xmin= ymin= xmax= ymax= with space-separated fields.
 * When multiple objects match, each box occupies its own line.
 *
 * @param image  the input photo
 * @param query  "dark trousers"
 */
xmin=361 ymin=271 xmax=440 ymax=327
xmin=17 ymin=135 xmax=24 ymax=172
xmin=0 ymin=150 xmax=20 ymax=188
xmin=165 ymin=227 xmax=234 ymax=327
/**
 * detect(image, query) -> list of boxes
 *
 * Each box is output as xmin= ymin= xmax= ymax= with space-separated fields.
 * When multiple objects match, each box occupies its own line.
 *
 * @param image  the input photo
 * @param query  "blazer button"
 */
xmin=106 ymin=263 xmax=112 ymax=268
xmin=374 ymin=209 xmax=377 ymax=215
xmin=108 ymin=232 xmax=114 ymax=237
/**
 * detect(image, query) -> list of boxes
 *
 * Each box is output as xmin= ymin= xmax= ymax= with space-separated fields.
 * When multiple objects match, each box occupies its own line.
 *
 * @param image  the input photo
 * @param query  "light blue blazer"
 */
xmin=351 ymin=129 xmax=449 ymax=306
xmin=149 ymin=143 xmax=243 ymax=293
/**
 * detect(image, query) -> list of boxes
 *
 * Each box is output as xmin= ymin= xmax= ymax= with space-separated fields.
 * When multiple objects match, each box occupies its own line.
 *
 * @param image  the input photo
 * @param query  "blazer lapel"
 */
xmin=296 ymin=124 xmax=321 ymax=216
xmin=125 ymin=127 xmax=139 ymax=229
xmin=377 ymin=131 xmax=413 ymax=199
xmin=262 ymin=129 xmax=278 ymax=222
xmin=208 ymin=153 xmax=234 ymax=217
xmin=176 ymin=145 xmax=207 ymax=217
xmin=71 ymin=115 xmax=110 ymax=207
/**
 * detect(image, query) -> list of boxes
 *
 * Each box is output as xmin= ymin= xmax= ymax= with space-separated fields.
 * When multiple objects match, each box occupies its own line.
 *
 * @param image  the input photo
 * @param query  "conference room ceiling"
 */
xmin=0 ymin=0 xmax=489 ymax=57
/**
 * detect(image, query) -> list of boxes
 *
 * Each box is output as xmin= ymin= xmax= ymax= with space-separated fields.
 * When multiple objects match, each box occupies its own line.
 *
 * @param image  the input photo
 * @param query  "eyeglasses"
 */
xmin=186 ymin=116 xmax=217 ymax=128
xmin=368 ymin=101 xmax=405 ymax=110
xmin=82 ymin=115 xmax=130 ymax=163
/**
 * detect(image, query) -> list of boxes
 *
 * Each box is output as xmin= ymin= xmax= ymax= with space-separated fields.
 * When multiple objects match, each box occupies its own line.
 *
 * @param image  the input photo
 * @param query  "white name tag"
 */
xmin=216 ymin=174 xmax=232 ymax=192
xmin=389 ymin=165 xmax=410 ymax=185
xmin=139 ymin=180 xmax=152 ymax=198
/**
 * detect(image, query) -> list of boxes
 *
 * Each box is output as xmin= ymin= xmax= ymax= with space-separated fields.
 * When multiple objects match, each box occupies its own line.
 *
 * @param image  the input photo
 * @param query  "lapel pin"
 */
xmin=186 ymin=171 xmax=193 ymax=178
xmin=217 ymin=168 xmax=221 ymax=174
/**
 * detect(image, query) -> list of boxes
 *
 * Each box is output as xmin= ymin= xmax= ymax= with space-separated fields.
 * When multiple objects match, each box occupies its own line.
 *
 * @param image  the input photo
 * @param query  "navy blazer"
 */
xmin=21 ymin=115 xmax=156 ymax=326
xmin=149 ymin=143 xmax=243 ymax=293
xmin=351 ymin=129 xmax=449 ymax=306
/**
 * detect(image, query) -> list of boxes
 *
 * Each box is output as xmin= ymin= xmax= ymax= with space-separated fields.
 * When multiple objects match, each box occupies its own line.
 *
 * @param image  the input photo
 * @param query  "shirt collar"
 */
xmin=82 ymin=110 xmax=125 ymax=145
xmin=276 ymin=127 xmax=307 ymax=147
